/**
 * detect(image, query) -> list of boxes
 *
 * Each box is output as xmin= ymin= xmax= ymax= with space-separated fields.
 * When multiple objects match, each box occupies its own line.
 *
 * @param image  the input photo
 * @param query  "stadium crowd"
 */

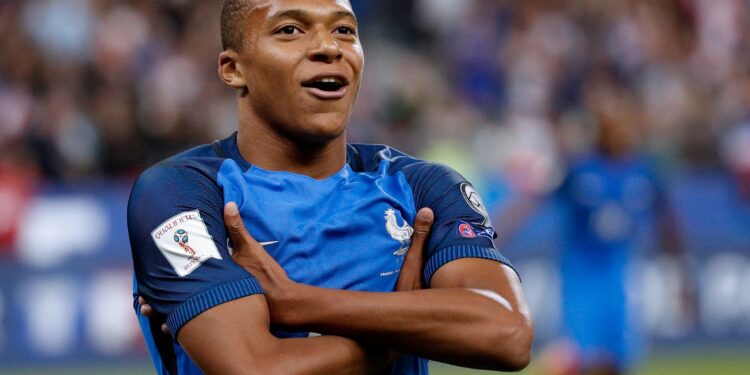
xmin=0 ymin=0 xmax=748 ymax=185
xmin=1 ymin=0 xmax=750 ymax=371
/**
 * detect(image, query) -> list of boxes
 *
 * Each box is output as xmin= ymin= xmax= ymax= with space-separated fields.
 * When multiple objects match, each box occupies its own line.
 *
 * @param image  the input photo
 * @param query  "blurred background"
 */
xmin=1 ymin=0 xmax=749 ymax=374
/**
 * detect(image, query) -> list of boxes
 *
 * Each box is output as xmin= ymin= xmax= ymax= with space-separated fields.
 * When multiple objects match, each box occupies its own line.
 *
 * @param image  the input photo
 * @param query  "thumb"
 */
xmin=224 ymin=202 xmax=255 ymax=245
xmin=395 ymin=208 xmax=434 ymax=291
xmin=411 ymin=208 xmax=434 ymax=244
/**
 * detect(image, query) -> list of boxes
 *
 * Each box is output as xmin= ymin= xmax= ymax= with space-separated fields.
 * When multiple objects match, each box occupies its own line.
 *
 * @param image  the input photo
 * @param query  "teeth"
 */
xmin=302 ymin=76 xmax=346 ymax=92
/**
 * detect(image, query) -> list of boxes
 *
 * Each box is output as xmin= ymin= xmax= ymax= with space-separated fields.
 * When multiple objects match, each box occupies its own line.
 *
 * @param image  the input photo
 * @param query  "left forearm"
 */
xmin=274 ymin=285 xmax=531 ymax=371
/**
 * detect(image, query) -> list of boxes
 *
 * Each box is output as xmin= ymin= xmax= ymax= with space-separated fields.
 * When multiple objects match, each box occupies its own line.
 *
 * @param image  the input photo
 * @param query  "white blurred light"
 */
xmin=516 ymin=260 xmax=561 ymax=339
xmin=22 ymin=0 xmax=94 ymax=62
xmin=701 ymin=253 xmax=746 ymax=335
xmin=86 ymin=270 xmax=139 ymax=354
xmin=23 ymin=278 xmax=78 ymax=356
xmin=415 ymin=0 xmax=473 ymax=32
xmin=590 ymin=202 xmax=631 ymax=242
xmin=641 ymin=257 xmax=690 ymax=338
xmin=16 ymin=197 xmax=109 ymax=268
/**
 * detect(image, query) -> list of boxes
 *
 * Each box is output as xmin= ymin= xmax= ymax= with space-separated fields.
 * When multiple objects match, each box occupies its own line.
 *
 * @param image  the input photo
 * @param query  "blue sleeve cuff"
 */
xmin=166 ymin=277 xmax=264 ymax=337
xmin=424 ymin=245 xmax=518 ymax=286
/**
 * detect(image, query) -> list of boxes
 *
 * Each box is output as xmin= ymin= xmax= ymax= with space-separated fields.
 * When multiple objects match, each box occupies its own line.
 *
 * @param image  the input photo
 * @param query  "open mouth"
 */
xmin=301 ymin=76 xmax=349 ymax=92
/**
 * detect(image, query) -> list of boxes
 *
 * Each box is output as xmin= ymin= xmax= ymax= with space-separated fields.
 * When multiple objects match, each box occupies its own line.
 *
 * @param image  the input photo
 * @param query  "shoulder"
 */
xmin=133 ymin=144 xmax=225 ymax=191
xmin=346 ymin=143 xmax=420 ymax=171
xmin=346 ymin=143 xmax=463 ymax=183
xmin=128 ymin=142 xmax=230 ymax=220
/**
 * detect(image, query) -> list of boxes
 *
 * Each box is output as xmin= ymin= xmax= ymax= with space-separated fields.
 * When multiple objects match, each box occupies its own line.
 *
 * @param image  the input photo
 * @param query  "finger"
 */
xmin=224 ymin=202 xmax=271 ymax=258
xmin=140 ymin=303 xmax=153 ymax=317
xmin=405 ymin=208 xmax=434 ymax=265
xmin=138 ymin=296 xmax=154 ymax=317
xmin=396 ymin=208 xmax=434 ymax=291
xmin=161 ymin=324 xmax=170 ymax=336
xmin=224 ymin=202 xmax=254 ymax=241
xmin=411 ymin=208 xmax=434 ymax=244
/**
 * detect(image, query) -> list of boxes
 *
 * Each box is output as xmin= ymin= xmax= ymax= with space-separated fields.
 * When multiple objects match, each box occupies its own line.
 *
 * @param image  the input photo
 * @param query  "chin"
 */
xmin=287 ymin=112 xmax=348 ymax=144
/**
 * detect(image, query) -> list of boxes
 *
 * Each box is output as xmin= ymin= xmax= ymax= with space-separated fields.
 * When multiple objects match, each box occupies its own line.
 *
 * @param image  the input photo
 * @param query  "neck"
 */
xmin=235 ymin=104 xmax=347 ymax=180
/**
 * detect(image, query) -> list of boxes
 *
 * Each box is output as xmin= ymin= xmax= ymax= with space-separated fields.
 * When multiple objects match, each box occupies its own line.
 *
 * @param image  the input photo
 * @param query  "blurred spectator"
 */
xmin=0 ymin=0 xmax=746 ymax=182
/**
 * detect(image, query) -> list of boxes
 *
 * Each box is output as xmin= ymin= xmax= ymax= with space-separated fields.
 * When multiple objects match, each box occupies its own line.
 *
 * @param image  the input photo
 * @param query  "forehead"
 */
xmin=251 ymin=0 xmax=354 ymax=21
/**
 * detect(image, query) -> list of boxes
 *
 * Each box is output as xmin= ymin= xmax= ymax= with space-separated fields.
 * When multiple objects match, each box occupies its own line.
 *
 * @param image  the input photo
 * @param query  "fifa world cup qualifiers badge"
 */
xmin=174 ymin=229 xmax=196 ymax=256
xmin=151 ymin=210 xmax=222 ymax=277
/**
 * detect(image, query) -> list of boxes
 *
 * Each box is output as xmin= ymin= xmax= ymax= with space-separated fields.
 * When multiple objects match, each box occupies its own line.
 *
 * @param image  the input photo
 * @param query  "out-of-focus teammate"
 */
xmin=547 ymin=86 xmax=691 ymax=375
xmin=128 ymin=0 xmax=533 ymax=374
xmin=493 ymin=83 xmax=690 ymax=374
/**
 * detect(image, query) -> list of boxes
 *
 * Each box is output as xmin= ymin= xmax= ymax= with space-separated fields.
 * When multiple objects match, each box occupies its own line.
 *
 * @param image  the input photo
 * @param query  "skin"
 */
xmin=172 ymin=204 xmax=433 ymax=375
xmin=142 ymin=0 xmax=533 ymax=373
xmin=219 ymin=0 xmax=363 ymax=178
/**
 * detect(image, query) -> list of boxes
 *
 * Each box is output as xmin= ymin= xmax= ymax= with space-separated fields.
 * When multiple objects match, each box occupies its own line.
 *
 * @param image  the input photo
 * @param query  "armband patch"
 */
xmin=460 ymin=183 xmax=492 ymax=226
xmin=151 ymin=210 xmax=222 ymax=277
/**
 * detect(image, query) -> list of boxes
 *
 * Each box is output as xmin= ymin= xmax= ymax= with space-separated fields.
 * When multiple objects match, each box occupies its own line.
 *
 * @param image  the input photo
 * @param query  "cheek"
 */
xmin=248 ymin=46 xmax=297 ymax=88
xmin=349 ymin=46 xmax=365 ymax=77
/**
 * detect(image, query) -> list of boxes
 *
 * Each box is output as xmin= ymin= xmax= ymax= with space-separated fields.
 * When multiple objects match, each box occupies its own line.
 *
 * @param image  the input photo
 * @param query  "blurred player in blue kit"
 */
xmin=550 ymin=81 xmax=692 ymax=375
xmin=493 ymin=76 xmax=690 ymax=375
xmin=128 ymin=0 xmax=533 ymax=374
xmin=552 ymin=115 xmax=659 ymax=375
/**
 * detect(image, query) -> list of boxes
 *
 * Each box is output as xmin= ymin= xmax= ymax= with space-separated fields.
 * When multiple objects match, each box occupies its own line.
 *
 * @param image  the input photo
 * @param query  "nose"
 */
xmin=308 ymin=28 xmax=343 ymax=63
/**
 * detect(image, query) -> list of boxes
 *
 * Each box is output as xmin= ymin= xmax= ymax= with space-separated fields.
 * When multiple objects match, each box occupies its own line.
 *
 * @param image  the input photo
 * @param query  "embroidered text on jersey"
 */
xmin=151 ymin=210 xmax=222 ymax=277
xmin=384 ymin=208 xmax=413 ymax=256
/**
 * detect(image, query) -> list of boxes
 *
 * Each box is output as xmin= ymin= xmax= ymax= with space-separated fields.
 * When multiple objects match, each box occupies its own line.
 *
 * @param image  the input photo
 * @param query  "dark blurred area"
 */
xmin=1 ymin=0 xmax=749 ymax=373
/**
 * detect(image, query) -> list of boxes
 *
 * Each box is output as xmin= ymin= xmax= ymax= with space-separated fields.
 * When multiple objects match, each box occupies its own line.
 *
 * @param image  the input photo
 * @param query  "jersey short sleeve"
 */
xmin=128 ymin=158 xmax=263 ymax=337
xmin=403 ymin=163 xmax=516 ymax=285
xmin=347 ymin=144 xmax=517 ymax=286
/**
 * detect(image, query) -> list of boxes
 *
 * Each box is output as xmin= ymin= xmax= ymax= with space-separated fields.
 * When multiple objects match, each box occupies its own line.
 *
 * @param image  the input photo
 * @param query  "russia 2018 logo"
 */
xmin=173 ymin=229 xmax=196 ymax=256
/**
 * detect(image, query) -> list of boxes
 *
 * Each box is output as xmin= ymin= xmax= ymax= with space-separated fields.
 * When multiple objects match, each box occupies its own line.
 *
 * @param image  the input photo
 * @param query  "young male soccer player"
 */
xmin=128 ymin=1 xmax=533 ymax=374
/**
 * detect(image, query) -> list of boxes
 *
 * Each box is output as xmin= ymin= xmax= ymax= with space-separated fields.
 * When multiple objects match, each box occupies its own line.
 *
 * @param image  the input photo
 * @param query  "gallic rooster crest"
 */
xmin=384 ymin=208 xmax=413 ymax=256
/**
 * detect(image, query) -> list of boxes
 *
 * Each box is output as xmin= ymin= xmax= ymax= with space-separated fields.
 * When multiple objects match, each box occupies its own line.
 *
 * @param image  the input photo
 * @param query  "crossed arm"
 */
xmin=143 ymin=203 xmax=533 ymax=373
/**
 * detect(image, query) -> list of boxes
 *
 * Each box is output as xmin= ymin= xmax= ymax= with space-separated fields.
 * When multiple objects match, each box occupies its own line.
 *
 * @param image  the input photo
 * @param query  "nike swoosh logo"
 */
xmin=259 ymin=241 xmax=279 ymax=247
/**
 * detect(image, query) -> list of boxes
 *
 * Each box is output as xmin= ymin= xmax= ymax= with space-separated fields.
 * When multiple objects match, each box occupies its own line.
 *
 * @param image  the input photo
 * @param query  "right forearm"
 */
xmin=274 ymin=284 xmax=527 ymax=369
xmin=268 ymin=335 xmax=392 ymax=375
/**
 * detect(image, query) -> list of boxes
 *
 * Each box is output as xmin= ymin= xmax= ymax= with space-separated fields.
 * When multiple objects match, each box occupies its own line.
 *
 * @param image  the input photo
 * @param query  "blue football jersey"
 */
xmin=128 ymin=132 xmax=514 ymax=375
xmin=557 ymin=154 xmax=659 ymax=368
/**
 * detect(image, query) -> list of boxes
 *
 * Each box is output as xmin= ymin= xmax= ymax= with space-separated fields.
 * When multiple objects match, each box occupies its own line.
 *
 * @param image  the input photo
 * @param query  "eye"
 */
xmin=335 ymin=26 xmax=356 ymax=36
xmin=276 ymin=25 xmax=302 ymax=35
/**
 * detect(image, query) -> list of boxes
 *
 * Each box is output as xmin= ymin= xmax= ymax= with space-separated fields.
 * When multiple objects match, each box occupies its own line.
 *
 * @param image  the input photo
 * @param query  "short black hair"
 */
xmin=221 ymin=0 xmax=254 ymax=51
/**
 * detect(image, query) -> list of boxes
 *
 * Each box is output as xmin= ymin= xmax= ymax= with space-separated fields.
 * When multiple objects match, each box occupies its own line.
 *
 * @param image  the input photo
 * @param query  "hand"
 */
xmin=224 ymin=202 xmax=297 ymax=323
xmin=139 ymin=203 xmax=297 ymax=331
xmin=394 ymin=208 xmax=434 ymax=292
xmin=138 ymin=296 xmax=170 ymax=335
xmin=138 ymin=206 xmax=434 ymax=332
xmin=375 ymin=208 xmax=433 ymax=372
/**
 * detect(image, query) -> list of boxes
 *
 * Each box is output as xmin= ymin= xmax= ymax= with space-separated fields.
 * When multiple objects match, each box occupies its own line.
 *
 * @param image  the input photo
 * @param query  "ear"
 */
xmin=218 ymin=50 xmax=247 ymax=90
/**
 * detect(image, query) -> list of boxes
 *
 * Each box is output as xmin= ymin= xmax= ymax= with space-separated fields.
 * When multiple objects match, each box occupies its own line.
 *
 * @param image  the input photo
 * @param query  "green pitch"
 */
xmin=429 ymin=347 xmax=750 ymax=375
xmin=1 ymin=348 xmax=748 ymax=375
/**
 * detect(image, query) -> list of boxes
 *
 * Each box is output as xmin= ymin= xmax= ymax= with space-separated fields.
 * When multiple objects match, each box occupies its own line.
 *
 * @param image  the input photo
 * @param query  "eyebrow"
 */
xmin=269 ymin=9 xmax=357 ymax=24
